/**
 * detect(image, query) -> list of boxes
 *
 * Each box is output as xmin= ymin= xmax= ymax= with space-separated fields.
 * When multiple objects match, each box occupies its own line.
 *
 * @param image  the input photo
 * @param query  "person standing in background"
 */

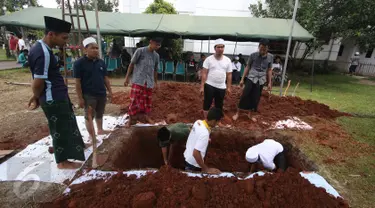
xmin=232 ymin=56 xmax=242 ymax=84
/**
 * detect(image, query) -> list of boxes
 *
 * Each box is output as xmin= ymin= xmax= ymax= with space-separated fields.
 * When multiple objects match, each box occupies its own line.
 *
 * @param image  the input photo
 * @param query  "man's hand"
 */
xmin=226 ymin=87 xmax=232 ymax=95
xmin=267 ymin=83 xmax=272 ymax=91
xmin=239 ymin=80 xmax=245 ymax=88
xmin=28 ymin=95 xmax=39 ymax=110
xmin=124 ymin=77 xmax=129 ymax=87
xmin=107 ymin=92 xmax=113 ymax=103
xmin=200 ymin=86 xmax=204 ymax=96
xmin=205 ymin=168 xmax=221 ymax=175
xmin=154 ymin=83 xmax=158 ymax=91
xmin=78 ymin=98 xmax=85 ymax=108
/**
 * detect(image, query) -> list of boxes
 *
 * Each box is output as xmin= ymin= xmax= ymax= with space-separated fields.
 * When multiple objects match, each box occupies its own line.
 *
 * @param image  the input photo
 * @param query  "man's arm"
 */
xmin=162 ymin=147 xmax=168 ymax=165
xmin=31 ymin=79 xmax=45 ymax=98
xmin=240 ymin=66 xmax=249 ymax=83
xmin=124 ymin=63 xmax=135 ymax=85
xmin=249 ymin=163 xmax=257 ymax=173
xmin=193 ymin=149 xmax=209 ymax=171
xmin=200 ymin=68 xmax=208 ymax=95
xmin=73 ymin=61 xmax=84 ymax=107
xmin=104 ymin=76 xmax=112 ymax=95
xmin=226 ymin=72 xmax=232 ymax=91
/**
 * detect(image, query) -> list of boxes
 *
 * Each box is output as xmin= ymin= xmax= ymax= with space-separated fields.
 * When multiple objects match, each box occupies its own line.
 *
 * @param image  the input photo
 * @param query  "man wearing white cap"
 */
xmin=245 ymin=139 xmax=287 ymax=173
xmin=232 ymin=56 xmax=242 ymax=84
xmin=349 ymin=52 xmax=360 ymax=76
xmin=200 ymin=38 xmax=232 ymax=119
xmin=74 ymin=37 xmax=113 ymax=139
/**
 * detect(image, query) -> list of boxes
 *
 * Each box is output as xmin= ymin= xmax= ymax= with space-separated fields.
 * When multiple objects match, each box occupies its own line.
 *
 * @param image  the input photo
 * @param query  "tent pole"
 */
xmin=208 ymin=37 xmax=211 ymax=53
xmin=279 ymin=0 xmax=299 ymax=96
xmin=310 ymin=39 xmax=316 ymax=93
xmin=94 ymin=0 xmax=103 ymax=59
xmin=200 ymin=40 xmax=203 ymax=53
xmin=233 ymin=35 xmax=238 ymax=57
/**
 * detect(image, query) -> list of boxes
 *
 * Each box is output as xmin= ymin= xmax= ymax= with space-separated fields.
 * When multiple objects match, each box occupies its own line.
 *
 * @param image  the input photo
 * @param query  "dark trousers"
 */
xmin=232 ymin=70 xmax=241 ymax=84
xmin=203 ymin=83 xmax=226 ymax=111
xmin=185 ymin=161 xmax=202 ymax=171
xmin=238 ymin=79 xmax=263 ymax=112
xmin=274 ymin=150 xmax=287 ymax=171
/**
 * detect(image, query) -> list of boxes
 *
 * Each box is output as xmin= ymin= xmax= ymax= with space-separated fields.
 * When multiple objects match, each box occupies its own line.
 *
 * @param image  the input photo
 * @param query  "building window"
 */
xmin=365 ymin=48 xmax=373 ymax=58
xmin=338 ymin=45 xmax=344 ymax=56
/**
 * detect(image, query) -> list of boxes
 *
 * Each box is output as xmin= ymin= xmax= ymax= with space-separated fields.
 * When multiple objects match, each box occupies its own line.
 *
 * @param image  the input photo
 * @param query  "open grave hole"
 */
xmin=109 ymin=127 xmax=315 ymax=172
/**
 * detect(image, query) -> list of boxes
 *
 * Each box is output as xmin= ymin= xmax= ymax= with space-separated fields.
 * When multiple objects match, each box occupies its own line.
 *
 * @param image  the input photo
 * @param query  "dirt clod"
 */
xmin=132 ymin=192 xmax=156 ymax=208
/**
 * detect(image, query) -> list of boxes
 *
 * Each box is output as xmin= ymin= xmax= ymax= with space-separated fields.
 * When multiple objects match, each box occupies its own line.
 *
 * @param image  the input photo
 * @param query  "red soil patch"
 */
xmin=0 ymin=124 xmax=49 ymax=150
xmin=42 ymin=166 xmax=348 ymax=208
xmin=112 ymin=82 xmax=348 ymax=130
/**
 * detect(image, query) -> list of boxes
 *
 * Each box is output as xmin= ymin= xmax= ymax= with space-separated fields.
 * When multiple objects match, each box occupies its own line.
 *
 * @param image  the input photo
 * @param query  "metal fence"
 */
xmin=333 ymin=61 xmax=375 ymax=77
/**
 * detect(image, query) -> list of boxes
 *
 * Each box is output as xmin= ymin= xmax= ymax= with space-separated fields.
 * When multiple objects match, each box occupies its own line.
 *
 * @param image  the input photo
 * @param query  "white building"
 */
xmin=120 ymin=0 xmax=259 ymax=56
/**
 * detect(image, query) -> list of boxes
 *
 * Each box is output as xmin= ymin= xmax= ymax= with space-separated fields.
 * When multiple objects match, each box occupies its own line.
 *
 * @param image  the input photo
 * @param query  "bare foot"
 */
xmin=84 ymin=143 xmax=92 ymax=149
xmin=48 ymin=146 xmax=54 ymax=154
xmin=97 ymin=130 xmax=112 ymax=135
xmin=57 ymin=161 xmax=82 ymax=169
xmin=232 ymin=113 xmax=239 ymax=121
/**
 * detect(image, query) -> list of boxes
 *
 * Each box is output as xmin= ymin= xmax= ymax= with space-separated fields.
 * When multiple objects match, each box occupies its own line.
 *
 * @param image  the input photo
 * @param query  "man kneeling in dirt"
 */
xmin=183 ymin=107 xmax=223 ymax=174
xmin=246 ymin=139 xmax=287 ymax=173
xmin=157 ymin=123 xmax=191 ymax=166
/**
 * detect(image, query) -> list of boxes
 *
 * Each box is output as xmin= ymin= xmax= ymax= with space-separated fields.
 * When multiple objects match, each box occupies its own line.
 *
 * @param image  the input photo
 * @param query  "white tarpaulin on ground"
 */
xmin=64 ymin=169 xmax=341 ymax=198
xmin=0 ymin=116 xmax=125 ymax=184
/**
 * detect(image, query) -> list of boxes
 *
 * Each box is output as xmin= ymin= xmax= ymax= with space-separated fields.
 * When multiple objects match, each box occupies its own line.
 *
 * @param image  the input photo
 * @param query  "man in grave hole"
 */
xmin=245 ymin=139 xmax=288 ymax=173
xmin=157 ymin=123 xmax=191 ymax=166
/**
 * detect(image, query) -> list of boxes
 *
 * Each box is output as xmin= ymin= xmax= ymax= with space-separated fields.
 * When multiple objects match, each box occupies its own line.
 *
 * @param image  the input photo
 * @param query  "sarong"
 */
xmin=41 ymin=100 xmax=85 ymax=163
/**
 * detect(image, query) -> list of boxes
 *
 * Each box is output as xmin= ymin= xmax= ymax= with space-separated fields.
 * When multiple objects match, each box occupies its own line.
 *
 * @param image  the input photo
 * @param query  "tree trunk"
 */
xmin=1 ymin=26 xmax=11 ymax=58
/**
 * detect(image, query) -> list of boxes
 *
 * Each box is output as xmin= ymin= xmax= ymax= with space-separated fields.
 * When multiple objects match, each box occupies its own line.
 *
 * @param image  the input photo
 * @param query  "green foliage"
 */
xmin=56 ymin=0 xmax=119 ymax=12
xmin=144 ymin=0 xmax=177 ymax=14
xmin=249 ymin=0 xmax=375 ymax=55
xmin=144 ymin=0 xmax=181 ymax=60
xmin=0 ymin=0 xmax=38 ymax=13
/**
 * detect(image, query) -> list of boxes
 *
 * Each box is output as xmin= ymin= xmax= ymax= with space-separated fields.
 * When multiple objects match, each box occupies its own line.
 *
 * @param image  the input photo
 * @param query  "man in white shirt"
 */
xmin=200 ymin=38 xmax=232 ymax=119
xmin=232 ymin=56 xmax=242 ymax=84
xmin=184 ymin=107 xmax=223 ymax=174
xmin=17 ymin=35 xmax=26 ymax=52
xmin=245 ymin=139 xmax=287 ymax=173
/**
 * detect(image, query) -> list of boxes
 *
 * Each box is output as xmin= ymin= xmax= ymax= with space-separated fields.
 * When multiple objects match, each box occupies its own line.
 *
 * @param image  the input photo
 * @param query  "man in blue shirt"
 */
xmin=74 ymin=37 xmax=113 ymax=140
xmin=28 ymin=16 xmax=85 ymax=169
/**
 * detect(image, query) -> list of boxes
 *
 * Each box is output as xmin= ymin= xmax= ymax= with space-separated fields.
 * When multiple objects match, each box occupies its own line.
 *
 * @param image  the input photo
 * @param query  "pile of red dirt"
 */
xmin=112 ymin=82 xmax=348 ymax=129
xmin=42 ymin=166 xmax=348 ymax=208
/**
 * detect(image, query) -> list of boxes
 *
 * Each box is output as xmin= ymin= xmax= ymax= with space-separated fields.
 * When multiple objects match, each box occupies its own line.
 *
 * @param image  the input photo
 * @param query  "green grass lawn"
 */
xmin=283 ymin=74 xmax=375 ymax=115
xmin=0 ymin=49 xmax=16 ymax=61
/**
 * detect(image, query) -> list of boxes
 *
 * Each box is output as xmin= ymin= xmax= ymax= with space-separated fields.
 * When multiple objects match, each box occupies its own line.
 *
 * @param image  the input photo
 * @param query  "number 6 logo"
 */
xmin=13 ymin=161 xmax=44 ymax=199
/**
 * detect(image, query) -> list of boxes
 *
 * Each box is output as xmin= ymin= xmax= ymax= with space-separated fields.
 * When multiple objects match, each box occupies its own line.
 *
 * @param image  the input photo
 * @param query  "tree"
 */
xmin=144 ymin=0 xmax=182 ymax=61
xmin=249 ymin=0 xmax=375 ymax=62
xmin=55 ymin=0 xmax=119 ymax=12
xmin=0 ymin=0 xmax=39 ymax=12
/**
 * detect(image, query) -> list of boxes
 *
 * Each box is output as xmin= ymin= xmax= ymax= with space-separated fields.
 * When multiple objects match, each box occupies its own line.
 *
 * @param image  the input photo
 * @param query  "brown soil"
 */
xmin=105 ymin=127 xmax=315 ymax=172
xmin=111 ymin=82 xmax=348 ymax=129
xmin=42 ymin=166 xmax=348 ymax=208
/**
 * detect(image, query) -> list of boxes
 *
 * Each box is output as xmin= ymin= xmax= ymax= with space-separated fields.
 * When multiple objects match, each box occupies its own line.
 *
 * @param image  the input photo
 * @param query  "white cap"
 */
xmin=245 ymin=147 xmax=259 ymax=163
xmin=235 ymin=56 xmax=239 ymax=60
xmin=214 ymin=38 xmax=225 ymax=47
xmin=83 ymin=37 xmax=97 ymax=47
xmin=355 ymin=52 xmax=360 ymax=56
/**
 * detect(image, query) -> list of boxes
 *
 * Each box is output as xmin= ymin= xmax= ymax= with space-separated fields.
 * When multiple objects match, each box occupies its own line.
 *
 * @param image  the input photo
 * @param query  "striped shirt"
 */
xmin=28 ymin=40 xmax=68 ymax=103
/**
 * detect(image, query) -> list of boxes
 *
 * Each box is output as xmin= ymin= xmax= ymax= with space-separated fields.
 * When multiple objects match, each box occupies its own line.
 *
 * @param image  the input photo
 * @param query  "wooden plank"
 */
xmin=0 ymin=150 xmax=15 ymax=159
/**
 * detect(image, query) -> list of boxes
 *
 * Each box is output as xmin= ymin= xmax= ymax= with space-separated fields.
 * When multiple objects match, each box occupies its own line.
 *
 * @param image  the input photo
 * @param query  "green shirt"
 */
xmin=159 ymin=123 xmax=190 ymax=147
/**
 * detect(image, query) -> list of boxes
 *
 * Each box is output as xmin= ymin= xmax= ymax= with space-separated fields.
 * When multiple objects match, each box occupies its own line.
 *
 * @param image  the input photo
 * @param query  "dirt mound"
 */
xmin=112 ymin=83 xmax=348 ymax=129
xmin=42 ymin=166 xmax=348 ymax=208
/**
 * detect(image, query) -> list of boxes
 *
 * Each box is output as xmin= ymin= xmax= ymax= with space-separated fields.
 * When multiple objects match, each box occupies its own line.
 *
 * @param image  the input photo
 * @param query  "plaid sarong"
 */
xmin=41 ymin=100 xmax=85 ymax=163
xmin=128 ymin=83 xmax=153 ymax=116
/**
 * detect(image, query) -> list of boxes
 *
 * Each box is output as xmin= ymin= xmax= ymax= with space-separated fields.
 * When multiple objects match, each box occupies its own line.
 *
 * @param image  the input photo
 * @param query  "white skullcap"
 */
xmin=214 ymin=38 xmax=225 ymax=47
xmin=235 ymin=56 xmax=239 ymax=60
xmin=245 ymin=147 xmax=259 ymax=163
xmin=355 ymin=52 xmax=360 ymax=56
xmin=83 ymin=37 xmax=97 ymax=47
